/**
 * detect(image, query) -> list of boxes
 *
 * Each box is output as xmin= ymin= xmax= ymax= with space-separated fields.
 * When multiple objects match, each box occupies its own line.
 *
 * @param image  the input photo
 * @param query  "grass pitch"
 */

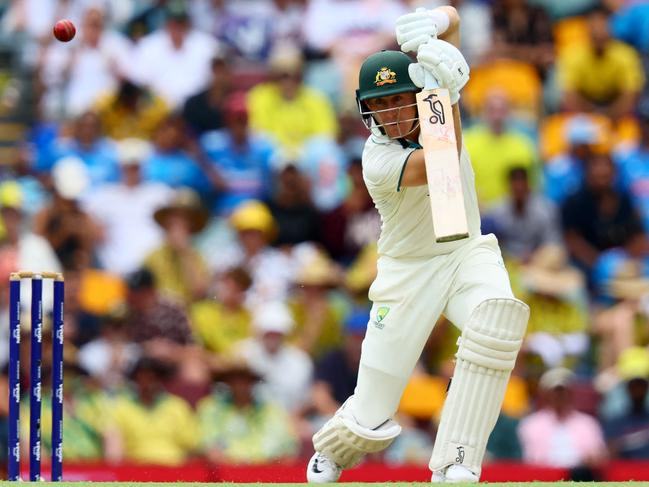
xmin=1 ymin=483 xmax=648 ymax=486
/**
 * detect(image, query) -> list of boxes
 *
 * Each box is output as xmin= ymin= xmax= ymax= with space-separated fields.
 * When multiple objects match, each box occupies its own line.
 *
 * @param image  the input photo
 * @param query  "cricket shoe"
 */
xmin=307 ymin=452 xmax=342 ymax=483
xmin=431 ymin=464 xmax=479 ymax=483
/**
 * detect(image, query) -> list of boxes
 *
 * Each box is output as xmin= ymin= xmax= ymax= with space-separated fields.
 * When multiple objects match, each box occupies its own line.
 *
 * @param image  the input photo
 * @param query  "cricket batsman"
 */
xmin=307 ymin=6 xmax=529 ymax=483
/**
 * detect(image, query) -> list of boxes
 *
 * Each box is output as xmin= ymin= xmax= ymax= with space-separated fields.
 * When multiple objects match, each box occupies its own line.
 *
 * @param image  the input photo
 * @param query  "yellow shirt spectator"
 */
xmin=95 ymin=87 xmax=169 ymax=140
xmin=557 ymin=41 xmax=644 ymax=105
xmin=108 ymin=391 xmax=199 ymax=465
xmin=464 ymin=125 xmax=537 ymax=208
xmin=190 ymin=300 xmax=252 ymax=355
xmin=247 ymin=83 xmax=338 ymax=158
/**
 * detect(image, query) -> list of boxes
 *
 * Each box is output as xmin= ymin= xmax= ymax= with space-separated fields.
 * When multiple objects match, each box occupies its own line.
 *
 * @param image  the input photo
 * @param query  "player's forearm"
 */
xmin=436 ymin=6 xmax=461 ymax=48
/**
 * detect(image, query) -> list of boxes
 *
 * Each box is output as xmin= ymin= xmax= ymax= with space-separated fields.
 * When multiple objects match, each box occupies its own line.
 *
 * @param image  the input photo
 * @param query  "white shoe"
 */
xmin=307 ymin=452 xmax=342 ymax=483
xmin=431 ymin=464 xmax=479 ymax=483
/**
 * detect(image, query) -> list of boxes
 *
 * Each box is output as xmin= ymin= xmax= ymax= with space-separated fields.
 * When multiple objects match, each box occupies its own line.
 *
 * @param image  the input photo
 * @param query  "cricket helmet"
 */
xmin=356 ymin=50 xmax=420 ymax=138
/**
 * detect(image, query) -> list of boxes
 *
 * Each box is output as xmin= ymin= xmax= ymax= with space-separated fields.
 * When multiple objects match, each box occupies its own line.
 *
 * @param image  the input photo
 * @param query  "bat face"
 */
xmin=416 ymin=87 xmax=469 ymax=243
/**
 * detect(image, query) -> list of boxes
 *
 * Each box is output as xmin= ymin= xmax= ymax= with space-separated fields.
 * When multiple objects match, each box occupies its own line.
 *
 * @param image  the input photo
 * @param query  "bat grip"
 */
xmin=424 ymin=70 xmax=439 ymax=90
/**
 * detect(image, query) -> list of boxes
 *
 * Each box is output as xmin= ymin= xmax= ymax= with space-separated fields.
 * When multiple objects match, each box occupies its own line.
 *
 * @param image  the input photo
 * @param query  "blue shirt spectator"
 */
xmin=611 ymin=3 xmax=649 ymax=53
xmin=35 ymin=112 xmax=119 ymax=187
xmin=200 ymin=92 xmax=275 ymax=215
xmin=142 ymin=115 xmax=210 ymax=198
xmin=200 ymin=131 xmax=274 ymax=215
xmin=544 ymin=116 xmax=598 ymax=204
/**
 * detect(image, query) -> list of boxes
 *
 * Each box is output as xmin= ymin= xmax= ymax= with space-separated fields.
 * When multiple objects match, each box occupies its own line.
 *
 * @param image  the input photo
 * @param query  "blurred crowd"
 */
xmin=0 ymin=0 xmax=648 ymax=478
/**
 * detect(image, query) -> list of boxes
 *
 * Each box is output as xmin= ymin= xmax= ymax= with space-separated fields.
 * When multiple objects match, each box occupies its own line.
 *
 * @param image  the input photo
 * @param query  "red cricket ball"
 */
xmin=53 ymin=19 xmax=76 ymax=42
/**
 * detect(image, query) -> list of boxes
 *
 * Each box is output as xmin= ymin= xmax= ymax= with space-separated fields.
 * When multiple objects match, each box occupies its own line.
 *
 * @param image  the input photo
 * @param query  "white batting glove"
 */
xmin=395 ymin=9 xmax=450 ymax=53
xmin=416 ymin=39 xmax=470 ymax=104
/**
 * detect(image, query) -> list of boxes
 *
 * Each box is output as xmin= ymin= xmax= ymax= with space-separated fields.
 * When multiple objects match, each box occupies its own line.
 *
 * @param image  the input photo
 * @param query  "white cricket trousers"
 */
xmin=348 ymin=234 xmax=515 ymax=428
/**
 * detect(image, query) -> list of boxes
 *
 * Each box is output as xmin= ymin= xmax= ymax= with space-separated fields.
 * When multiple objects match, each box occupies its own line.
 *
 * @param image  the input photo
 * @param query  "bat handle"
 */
xmin=424 ymin=70 xmax=439 ymax=90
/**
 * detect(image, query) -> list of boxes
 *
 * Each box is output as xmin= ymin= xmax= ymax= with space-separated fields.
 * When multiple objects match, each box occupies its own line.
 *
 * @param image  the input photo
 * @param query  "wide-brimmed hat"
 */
xmin=229 ymin=200 xmax=276 ymax=241
xmin=539 ymin=367 xmax=575 ymax=390
xmin=213 ymin=356 xmax=261 ymax=382
xmin=268 ymin=41 xmax=304 ymax=76
xmin=153 ymin=188 xmax=209 ymax=234
xmin=520 ymin=245 xmax=585 ymax=298
xmin=294 ymin=250 xmax=342 ymax=287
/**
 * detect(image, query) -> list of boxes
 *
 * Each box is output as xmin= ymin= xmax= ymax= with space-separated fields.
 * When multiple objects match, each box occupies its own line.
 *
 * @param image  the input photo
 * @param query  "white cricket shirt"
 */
xmin=362 ymin=134 xmax=482 ymax=259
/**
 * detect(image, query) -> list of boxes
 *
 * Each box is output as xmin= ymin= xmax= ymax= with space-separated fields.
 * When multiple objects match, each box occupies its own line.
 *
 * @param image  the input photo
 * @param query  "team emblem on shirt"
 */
xmin=373 ymin=306 xmax=390 ymax=329
xmin=375 ymin=67 xmax=397 ymax=86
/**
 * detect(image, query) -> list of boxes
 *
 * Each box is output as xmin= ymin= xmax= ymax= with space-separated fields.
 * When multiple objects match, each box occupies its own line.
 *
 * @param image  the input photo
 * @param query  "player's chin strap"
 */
xmin=429 ymin=298 xmax=529 ymax=478
xmin=312 ymin=399 xmax=402 ymax=469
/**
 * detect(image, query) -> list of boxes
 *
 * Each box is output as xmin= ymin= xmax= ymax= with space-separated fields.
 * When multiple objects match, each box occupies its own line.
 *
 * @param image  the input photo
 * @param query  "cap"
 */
xmin=0 ymin=181 xmax=23 ymax=210
xmin=539 ymin=367 xmax=575 ymax=390
xmin=116 ymin=138 xmax=152 ymax=166
xmin=252 ymin=301 xmax=295 ymax=335
xmin=566 ymin=115 xmax=598 ymax=146
xmin=617 ymin=346 xmax=649 ymax=381
xmin=52 ymin=156 xmax=90 ymax=200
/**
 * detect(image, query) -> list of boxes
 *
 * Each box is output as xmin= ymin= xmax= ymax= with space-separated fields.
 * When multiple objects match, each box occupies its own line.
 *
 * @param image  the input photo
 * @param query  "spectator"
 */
xmin=35 ymin=111 xmax=120 ymax=188
xmin=199 ymin=92 xmax=276 ymax=215
xmin=190 ymin=267 xmax=253 ymax=356
xmin=320 ymin=158 xmax=381 ymax=264
xmin=142 ymin=115 xmax=210 ymax=198
xmin=191 ymin=0 xmax=305 ymax=64
xmin=95 ymin=80 xmax=169 ymax=140
xmin=123 ymin=268 xmax=208 ymax=395
xmin=182 ymin=56 xmax=232 ymax=136
xmin=130 ymin=0 xmax=220 ymax=108
xmin=33 ymin=157 xmax=100 ymax=270
xmin=518 ymin=367 xmax=607 ymax=468
xmin=107 ymin=358 xmax=199 ymax=465
xmin=464 ymin=91 xmax=537 ymax=208
xmin=517 ymin=245 xmax=589 ymax=369
xmin=561 ymin=152 xmax=643 ymax=275
xmin=236 ymin=301 xmax=314 ymax=413
xmin=544 ymin=115 xmax=599 ymax=205
xmin=197 ymin=358 xmax=299 ymax=464
xmin=0 ymin=181 xmax=62 ymax=305
xmin=557 ymin=6 xmax=644 ymax=119
xmin=144 ymin=189 xmax=210 ymax=304
xmin=124 ymin=267 xmax=193 ymax=344
xmin=83 ymin=138 xmax=173 ymax=276
xmin=219 ymin=200 xmax=295 ymax=305
xmin=611 ymin=1 xmax=649 ymax=102
xmin=78 ymin=313 xmax=141 ymax=389
xmin=591 ymin=230 xmax=649 ymax=374
xmin=617 ymin=99 xmax=649 ymax=233
xmin=311 ymin=307 xmax=366 ymax=417
xmin=602 ymin=347 xmax=649 ymax=459
xmin=289 ymin=250 xmax=344 ymax=359
xmin=40 ymin=6 xmax=133 ymax=118
xmin=268 ymin=164 xmax=321 ymax=247
xmin=489 ymin=0 xmax=554 ymax=76
xmin=488 ymin=166 xmax=562 ymax=262
xmin=247 ymin=42 xmax=338 ymax=159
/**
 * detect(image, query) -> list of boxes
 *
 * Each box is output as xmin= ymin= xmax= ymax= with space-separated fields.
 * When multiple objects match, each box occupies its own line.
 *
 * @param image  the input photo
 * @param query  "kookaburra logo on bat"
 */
xmin=423 ymin=93 xmax=445 ymax=125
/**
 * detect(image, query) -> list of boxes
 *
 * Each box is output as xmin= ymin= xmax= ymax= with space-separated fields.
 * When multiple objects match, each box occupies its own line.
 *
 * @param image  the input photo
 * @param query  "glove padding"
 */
xmin=395 ymin=10 xmax=438 ymax=53
xmin=414 ymin=39 xmax=470 ymax=105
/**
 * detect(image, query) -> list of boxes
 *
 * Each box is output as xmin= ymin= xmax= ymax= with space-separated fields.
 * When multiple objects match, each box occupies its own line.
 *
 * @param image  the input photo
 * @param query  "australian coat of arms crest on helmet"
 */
xmin=375 ymin=67 xmax=397 ymax=86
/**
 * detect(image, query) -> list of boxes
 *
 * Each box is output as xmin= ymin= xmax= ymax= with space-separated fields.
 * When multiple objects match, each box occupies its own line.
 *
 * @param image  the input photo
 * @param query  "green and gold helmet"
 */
xmin=357 ymin=50 xmax=418 ymax=101
xmin=356 ymin=50 xmax=420 ymax=138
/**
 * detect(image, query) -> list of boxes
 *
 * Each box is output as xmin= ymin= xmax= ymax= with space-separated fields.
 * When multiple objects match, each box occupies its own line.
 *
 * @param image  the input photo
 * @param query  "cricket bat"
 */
xmin=416 ymin=70 xmax=469 ymax=243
